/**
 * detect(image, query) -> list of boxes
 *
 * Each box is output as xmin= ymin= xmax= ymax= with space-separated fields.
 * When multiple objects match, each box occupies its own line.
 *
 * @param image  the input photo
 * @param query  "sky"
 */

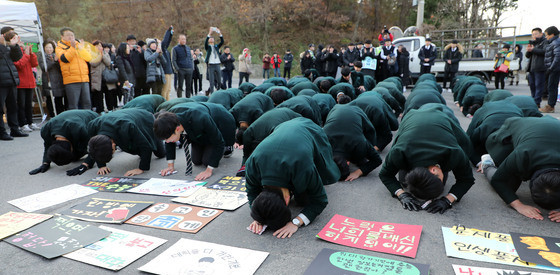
xmin=499 ymin=0 xmax=558 ymax=36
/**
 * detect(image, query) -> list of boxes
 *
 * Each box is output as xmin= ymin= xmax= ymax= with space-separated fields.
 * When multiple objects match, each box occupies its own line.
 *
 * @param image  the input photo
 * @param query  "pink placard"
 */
xmin=316 ymin=214 xmax=422 ymax=258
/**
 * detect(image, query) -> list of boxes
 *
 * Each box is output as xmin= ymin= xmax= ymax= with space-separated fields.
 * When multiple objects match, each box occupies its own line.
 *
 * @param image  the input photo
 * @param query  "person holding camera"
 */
xmin=220 ymin=46 xmax=235 ymax=89
xmin=126 ymin=35 xmax=148 ymax=96
xmin=378 ymin=26 xmax=393 ymax=43
xmin=526 ymin=28 xmax=548 ymax=107
xmin=145 ymin=38 xmax=167 ymax=95
xmin=238 ymin=48 xmax=252 ymax=86
xmin=205 ymin=27 xmax=224 ymax=95
xmin=493 ymin=44 xmax=513 ymax=90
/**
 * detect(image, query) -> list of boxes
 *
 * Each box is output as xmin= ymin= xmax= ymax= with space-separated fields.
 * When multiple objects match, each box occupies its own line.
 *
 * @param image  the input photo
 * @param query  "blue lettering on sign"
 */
xmin=147 ymin=215 xmax=183 ymax=229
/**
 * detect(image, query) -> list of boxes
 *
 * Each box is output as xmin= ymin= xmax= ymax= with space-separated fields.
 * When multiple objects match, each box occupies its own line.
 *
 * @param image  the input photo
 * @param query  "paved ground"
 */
xmin=1 ymin=75 xmax=559 ymax=275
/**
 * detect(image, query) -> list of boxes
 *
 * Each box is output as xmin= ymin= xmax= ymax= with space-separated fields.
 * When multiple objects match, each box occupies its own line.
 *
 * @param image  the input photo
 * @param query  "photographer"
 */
xmin=526 ymin=28 xmax=547 ymax=107
xmin=493 ymin=44 xmax=513 ymax=90
xmin=145 ymin=38 xmax=166 ymax=95
xmin=126 ymin=35 xmax=148 ymax=96
xmin=378 ymin=26 xmax=393 ymax=43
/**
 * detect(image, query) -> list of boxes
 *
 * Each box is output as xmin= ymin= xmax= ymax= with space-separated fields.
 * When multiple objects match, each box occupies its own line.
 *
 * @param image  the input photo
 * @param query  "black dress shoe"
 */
xmin=10 ymin=130 xmax=29 ymax=137
xmin=0 ymin=132 xmax=13 ymax=140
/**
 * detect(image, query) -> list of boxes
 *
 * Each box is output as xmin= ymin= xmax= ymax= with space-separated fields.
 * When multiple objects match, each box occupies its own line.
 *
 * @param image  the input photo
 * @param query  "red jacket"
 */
xmin=262 ymin=56 xmax=271 ymax=69
xmin=271 ymin=56 xmax=282 ymax=69
xmin=14 ymin=47 xmax=38 ymax=89
xmin=378 ymin=33 xmax=394 ymax=42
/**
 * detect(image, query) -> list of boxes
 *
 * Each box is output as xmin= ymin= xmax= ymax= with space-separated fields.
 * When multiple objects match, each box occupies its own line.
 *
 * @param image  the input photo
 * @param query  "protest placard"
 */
xmin=0 ymin=212 xmax=52 ymax=240
xmin=126 ymin=178 xmax=206 ymax=197
xmin=8 ymin=184 xmax=97 ymax=213
xmin=125 ymin=203 xmax=222 ymax=233
xmin=58 ymin=198 xmax=153 ymax=224
xmin=80 ymin=176 xmax=148 ymax=192
xmin=172 ymin=188 xmax=248 ymax=210
xmin=510 ymin=232 xmax=560 ymax=268
xmin=316 ymin=214 xmax=422 ymax=258
xmin=452 ymin=264 xmax=558 ymax=275
xmin=206 ymin=176 xmax=246 ymax=192
xmin=138 ymin=238 xmax=268 ymax=275
xmin=442 ymin=226 xmax=560 ymax=272
xmin=64 ymin=226 xmax=167 ymax=270
xmin=304 ymin=248 xmax=430 ymax=275
xmin=4 ymin=215 xmax=110 ymax=259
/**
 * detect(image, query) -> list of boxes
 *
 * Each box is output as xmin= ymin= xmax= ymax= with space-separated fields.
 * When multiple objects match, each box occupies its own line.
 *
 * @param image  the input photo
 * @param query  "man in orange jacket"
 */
xmin=55 ymin=27 xmax=92 ymax=110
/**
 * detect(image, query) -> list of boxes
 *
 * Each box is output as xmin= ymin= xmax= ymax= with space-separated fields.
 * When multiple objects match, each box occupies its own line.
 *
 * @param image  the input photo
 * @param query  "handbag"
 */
xmin=102 ymin=64 xmax=119 ymax=84
xmin=498 ymin=64 xmax=508 ymax=73
xmin=245 ymin=60 xmax=252 ymax=75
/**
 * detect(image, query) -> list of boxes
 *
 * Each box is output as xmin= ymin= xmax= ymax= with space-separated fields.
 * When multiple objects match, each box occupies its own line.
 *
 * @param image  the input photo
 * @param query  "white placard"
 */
xmin=8 ymin=184 xmax=97 ymax=212
xmin=127 ymin=178 xmax=206 ymax=197
xmin=172 ymin=188 xmax=248 ymax=210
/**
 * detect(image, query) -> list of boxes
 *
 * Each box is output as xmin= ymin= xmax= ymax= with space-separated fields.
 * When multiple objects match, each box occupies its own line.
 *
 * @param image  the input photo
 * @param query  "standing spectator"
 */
xmin=361 ymin=40 xmax=377 ymax=79
xmin=56 ymin=27 xmax=92 ymax=110
xmin=397 ymin=45 xmax=411 ymax=91
xmin=442 ymin=39 xmax=463 ymax=92
xmin=205 ymin=27 xmax=224 ymax=95
xmin=493 ymin=44 xmax=513 ymax=90
xmin=115 ymin=43 xmax=135 ymax=105
xmin=193 ymin=48 xmax=204 ymax=93
xmin=510 ymin=44 xmax=523 ymax=86
xmin=283 ymin=49 xmax=293 ymax=79
xmin=472 ymin=44 xmax=484 ymax=58
xmin=145 ymin=38 xmax=166 ymax=95
xmin=160 ymin=26 xmax=175 ymax=100
xmin=418 ymin=38 xmax=437 ymax=75
xmin=39 ymin=40 xmax=65 ymax=116
xmin=540 ymin=26 xmax=560 ymax=113
xmin=172 ymin=34 xmax=194 ymax=98
xmin=262 ymin=53 xmax=271 ymax=80
xmin=526 ymin=28 xmax=548 ymax=107
xmin=300 ymin=51 xmax=313 ymax=74
xmin=271 ymin=52 xmax=282 ymax=78
xmin=378 ymin=27 xmax=393 ymax=43
xmin=343 ymin=43 xmax=360 ymax=67
xmin=126 ymin=35 xmax=148 ymax=96
xmin=220 ymin=46 xmax=235 ymax=89
xmin=379 ymin=39 xmax=397 ymax=81
xmin=356 ymin=42 xmax=364 ymax=53
xmin=89 ymin=40 xmax=111 ymax=114
xmin=238 ymin=48 xmax=252 ymax=86
xmin=14 ymin=39 xmax=38 ymax=132
xmin=101 ymin=43 xmax=118 ymax=111
xmin=315 ymin=45 xmax=326 ymax=76
xmin=321 ymin=45 xmax=339 ymax=78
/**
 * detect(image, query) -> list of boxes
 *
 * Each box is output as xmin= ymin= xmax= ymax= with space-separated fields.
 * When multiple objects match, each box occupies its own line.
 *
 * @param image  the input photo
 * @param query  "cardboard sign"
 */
xmin=442 ymin=226 xmax=560 ymax=272
xmin=125 ymin=203 xmax=223 ymax=234
xmin=206 ymin=176 xmax=246 ymax=192
xmin=172 ymin=188 xmax=248 ymax=211
xmin=80 ymin=176 xmax=148 ymax=192
xmin=126 ymin=178 xmax=206 ymax=197
xmin=0 ymin=212 xmax=52 ymax=240
xmin=304 ymin=248 xmax=430 ymax=275
xmin=317 ymin=214 xmax=422 ymax=258
xmin=8 ymin=184 xmax=98 ymax=213
xmin=510 ymin=232 xmax=560 ymax=268
xmin=138 ymin=238 xmax=269 ymax=275
xmin=4 ymin=215 xmax=110 ymax=259
xmin=452 ymin=264 xmax=557 ymax=275
xmin=64 ymin=226 xmax=167 ymax=270
xmin=58 ymin=198 xmax=153 ymax=224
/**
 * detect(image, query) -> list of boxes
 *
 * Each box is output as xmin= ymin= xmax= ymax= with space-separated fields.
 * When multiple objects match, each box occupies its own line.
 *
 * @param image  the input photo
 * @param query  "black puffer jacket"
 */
xmin=544 ymin=35 xmax=560 ymax=72
xmin=526 ymin=36 xmax=547 ymax=72
xmin=0 ymin=44 xmax=22 ymax=87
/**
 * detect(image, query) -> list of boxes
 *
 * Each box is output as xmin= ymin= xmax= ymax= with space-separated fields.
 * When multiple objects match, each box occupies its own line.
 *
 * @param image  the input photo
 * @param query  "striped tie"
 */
xmin=184 ymin=141 xmax=193 ymax=176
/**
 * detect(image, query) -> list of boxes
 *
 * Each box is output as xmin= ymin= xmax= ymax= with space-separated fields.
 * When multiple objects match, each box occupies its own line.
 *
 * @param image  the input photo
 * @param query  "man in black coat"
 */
xmin=526 ymin=28 xmax=548 ymax=107
xmin=126 ymin=35 xmax=148 ymax=96
xmin=0 ymin=27 xmax=27 ymax=140
xmin=283 ymin=50 xmax=293 ymax=79
xmin=442 ymin=40 xmax=463 ymax=92
xmin=418 ymin=38 xmax=437 ymax=75
xmin=220 ymin=46 xmax=235 ymax=89
xmin=321 ymin=46 xmax=338 ymax=78
xmin=343 ymin=43 xmax=360 ymax=68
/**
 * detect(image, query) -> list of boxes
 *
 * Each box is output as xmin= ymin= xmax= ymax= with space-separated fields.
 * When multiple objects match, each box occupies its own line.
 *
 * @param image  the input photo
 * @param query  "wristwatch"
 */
xmin=292 ymin=218 xmax=302 ymax=227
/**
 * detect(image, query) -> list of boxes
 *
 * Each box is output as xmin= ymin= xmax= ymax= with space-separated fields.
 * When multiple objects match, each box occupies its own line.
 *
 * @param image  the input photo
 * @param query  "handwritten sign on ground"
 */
xmin=58 ymin=198 xmax=153 ymax=224
xmin=80 ymin=176 xmax=148 ymax=192
xmin=206 ymin=176 xmax=246 ymax=192
xmin=8 ymin=184 xmax=98 ymax=213
xmin=138 ymin=238 xmax=269 ymax=275
xmin=172 ymin=188 xmax=248 ymax=210
xmin=0 ymin=212 xmax=52 ymax=240
xmin=510 ymin=232 xmax=560 ymax=268
xmin=64 ymin=226 xmax=167 ymax=271
xmin=304 ymin=248 xmax=430 ymax=275
xmin=442 ymin=226 xmax=560 ymax=272
xmin=4 ymin=215 xmax=110 ymax=259
xmin=125 ymin=203 xmax=223 ymax=233
xmin=452 ymin=264 xmax=558 ymax=275
xmin=127 ymin=178 xmax=206 ymax=197
xmin=316 ymin=214 xmax=422 ymax=258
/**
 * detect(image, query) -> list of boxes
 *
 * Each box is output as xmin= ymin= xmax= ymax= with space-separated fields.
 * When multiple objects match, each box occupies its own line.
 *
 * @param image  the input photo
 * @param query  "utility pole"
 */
xmin=416 ymin=0 xmax=425 ymax=29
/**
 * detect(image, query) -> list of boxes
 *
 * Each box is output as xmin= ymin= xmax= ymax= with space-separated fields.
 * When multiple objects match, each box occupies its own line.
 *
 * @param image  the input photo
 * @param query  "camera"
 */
xmin=528 ymin=40 xmax=537 ymax=45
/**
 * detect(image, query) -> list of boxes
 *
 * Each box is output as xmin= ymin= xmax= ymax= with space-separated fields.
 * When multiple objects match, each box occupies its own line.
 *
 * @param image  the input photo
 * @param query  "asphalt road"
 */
xmin=1 ymin=75 xmax=559 ymax=275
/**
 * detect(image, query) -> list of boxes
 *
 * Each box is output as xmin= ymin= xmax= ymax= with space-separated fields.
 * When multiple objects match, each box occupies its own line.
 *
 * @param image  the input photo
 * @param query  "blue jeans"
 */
xmin=528 ymin=71 xmax=546 ymax=105
xmin=262 ymin=69 xmax=270 ymax=79
xmin=273 ymin=68 xmax=281 ymax=77
xmin=547 ymin=70 xmax=560 ymax=107
xmin=222 ymin=70 xmax=233 ymax=89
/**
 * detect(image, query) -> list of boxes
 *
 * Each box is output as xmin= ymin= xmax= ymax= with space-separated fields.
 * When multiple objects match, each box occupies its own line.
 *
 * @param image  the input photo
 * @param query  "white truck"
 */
xmin=392 ymin=27 xmax=519 ymax=83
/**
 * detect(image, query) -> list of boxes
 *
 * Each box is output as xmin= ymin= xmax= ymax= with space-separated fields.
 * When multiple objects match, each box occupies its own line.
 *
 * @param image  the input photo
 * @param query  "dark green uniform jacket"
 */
xmin=466 ymin=101 xmax=523 ymax=158
xmin=379 ymin=107 xmax=475 ymax=200
xmin=156 ymin=98 xmax=194 ymax=112
xmin=88 ymin=108 xmax=161 ymax=171
xmin=312 ymin=93 xmax=336 ymax=123
xmin=41 ymin=110 xmax=98 ymax=164
xmin=504 ymin=96 xmax=543 ymax=118
xmin=287 ymin=77 xmax=311 ymax=89
xmin=297 ymin=89 xmax=317 ymax=97
xmin=241 ymin=108 xmax=302 ymax=164
xmin=168 ymin=102 xmax=236 ymax=168
xmin=483 ymin=89 xmax=513 ymax=103
xmin=252 ymin=83 xmax=275 ymax=94
xmin=371 ymin=87 xmax=402 ymax=116
xmin=229 ymin=92 xmax=274 ymax=125
xmin=190 ymin=95 xmax=208 ymax=102
xmin=329 ymin=82 xmax=356 ymax=100
xmin=208 ymin=88 xmax=244 ymax=110
xmin=277 ymin=96 xmax=323 ymax=126
xmin=324 ymin=104 xmax=382 ymax=175
xmin=122 ymin=94 xmax=166 ymax=113
xmin=351 ymin=94 xmax=398 ymax=152
xmin=453 ymin=77 xmax=484 ymax=103
xmin=291 ymin=81 xmax=319 ymax=95
xmin=239 ymin=82 xmax=256 ymax=95
xmin=246 ymin=117 xmax=340 ymax=223
xmin=461 ymin=84 xmax=487 ymax=116
xmin=486 ymin=116 xmax=560 ymax=204
xmin=263 ymin=77 xmax=287 ymax=87
xmin=402 ymin=89 xmax=445 ymax=117
xmin=376 ymin=81 xmax=406 ymax=109
xmin=384 ymin=76 xmax=402 ymax=91
xmin=364 ymin=75 xmax=377 ymax=91
xmin=264 ymin=86 xmax=294 ymax=103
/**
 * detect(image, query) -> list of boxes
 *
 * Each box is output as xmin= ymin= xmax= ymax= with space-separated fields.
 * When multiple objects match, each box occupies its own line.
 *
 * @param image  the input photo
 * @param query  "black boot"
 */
xmin=0 ymin=131 xmax=13 ymax=140
xmin=11 ymin=129 xmax=29 ymax=137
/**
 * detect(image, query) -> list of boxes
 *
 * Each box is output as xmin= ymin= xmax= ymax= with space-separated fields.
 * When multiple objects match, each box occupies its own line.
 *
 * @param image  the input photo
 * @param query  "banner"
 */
xmin=64 ymin=226 xmax=167 ymax=270
xmin=8 ymin=184 xmax=97 ymax=212
xmin=80 ymin=176 xmax=148 ymax=192
xmin=126 ymin=178 xmax=206 ymax=197
xmin=172 ymin=188 xmax=248 ymax=211
xmin=125 ymin=203 xmax=222 ymax=233
xmin=316 ymin=214 xmax=422 ymax=258
xmin=452 ymin=264 xmax=557 ymax=275
xmin=206 ymin=176 xmax=246 ymax=192
xmin=510 ymin=232 xmax=560 ymax=268
xmin=0 ymin=212 xmax=52 ymax=240
xmin=58 ymin=198 xmax=153 ymax=224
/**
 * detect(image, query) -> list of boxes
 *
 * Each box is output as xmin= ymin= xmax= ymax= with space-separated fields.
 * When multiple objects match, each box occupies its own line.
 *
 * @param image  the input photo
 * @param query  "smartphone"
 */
xmin=211 ymin=27 xmax=218 ymax=32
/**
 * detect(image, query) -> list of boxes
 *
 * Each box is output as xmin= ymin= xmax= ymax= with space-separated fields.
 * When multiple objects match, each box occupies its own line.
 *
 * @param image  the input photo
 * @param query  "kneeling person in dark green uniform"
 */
xmin=246 ymin=118 xmax=340 ymax=238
